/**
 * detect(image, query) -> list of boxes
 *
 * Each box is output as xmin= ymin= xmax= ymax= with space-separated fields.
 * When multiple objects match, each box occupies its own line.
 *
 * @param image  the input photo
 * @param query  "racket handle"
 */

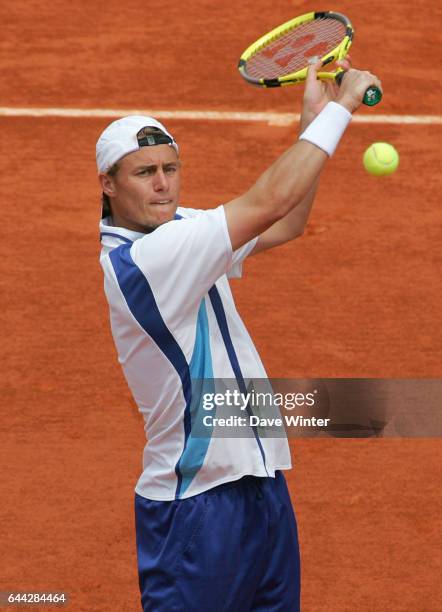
xmin=335 ymin=71 xmax=382 ymax=107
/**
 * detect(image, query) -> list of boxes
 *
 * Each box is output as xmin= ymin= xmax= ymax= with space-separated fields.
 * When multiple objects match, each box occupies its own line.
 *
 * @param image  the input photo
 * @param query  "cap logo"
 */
xmin=137 ymin=126 xmax=173 ymax=148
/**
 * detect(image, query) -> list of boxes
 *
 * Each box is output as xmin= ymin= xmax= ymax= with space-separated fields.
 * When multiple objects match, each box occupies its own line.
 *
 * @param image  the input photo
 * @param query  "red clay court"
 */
xmin=1 ymin=1 xmax=441 ymax=610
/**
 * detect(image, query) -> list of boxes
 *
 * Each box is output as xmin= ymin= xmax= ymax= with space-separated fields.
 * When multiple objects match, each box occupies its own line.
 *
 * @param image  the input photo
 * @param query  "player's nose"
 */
xmin=153 ymin=169 xmax=168 ymax=191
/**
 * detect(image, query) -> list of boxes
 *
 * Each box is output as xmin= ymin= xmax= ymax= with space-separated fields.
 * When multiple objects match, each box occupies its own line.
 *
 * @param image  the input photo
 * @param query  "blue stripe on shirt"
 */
xmin=100 ymin=232 xmax=134 ymax=244
xmin=108 ymin=243 xmax=193 ymax=499
xmin=177 ymin=298 xmax=215 ymax=497
xmin=208 ymin=286 xmax=268 ymax=474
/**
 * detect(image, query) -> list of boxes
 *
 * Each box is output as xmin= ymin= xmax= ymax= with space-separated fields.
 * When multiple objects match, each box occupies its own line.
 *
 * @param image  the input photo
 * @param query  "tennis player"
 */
xmin=96 ymin=61 xmax=381 ymax=611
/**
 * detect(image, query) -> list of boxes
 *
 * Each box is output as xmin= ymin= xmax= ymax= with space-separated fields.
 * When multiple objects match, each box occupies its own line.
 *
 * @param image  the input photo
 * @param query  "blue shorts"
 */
xmin=134 ymin=471 xmax=300 ymax=611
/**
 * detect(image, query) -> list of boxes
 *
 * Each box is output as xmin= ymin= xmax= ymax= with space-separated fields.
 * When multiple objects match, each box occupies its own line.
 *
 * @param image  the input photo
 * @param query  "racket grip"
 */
xmin=335 ymin=71 xmax=382 ymax=107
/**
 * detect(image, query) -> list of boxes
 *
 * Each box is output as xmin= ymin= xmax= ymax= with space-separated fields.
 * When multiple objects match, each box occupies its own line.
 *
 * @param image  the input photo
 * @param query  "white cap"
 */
xmin=96 ymin=115 xmax=179 ymax=174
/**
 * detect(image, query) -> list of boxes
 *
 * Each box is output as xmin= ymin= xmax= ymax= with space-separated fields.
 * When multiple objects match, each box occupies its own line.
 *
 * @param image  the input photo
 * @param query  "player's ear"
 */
xmin=99 ymin=173 xmax=117 ymax=197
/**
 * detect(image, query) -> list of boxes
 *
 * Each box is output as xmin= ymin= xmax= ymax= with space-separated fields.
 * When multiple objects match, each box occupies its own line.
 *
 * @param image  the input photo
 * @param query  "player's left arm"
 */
xmin=248 ymin=178 xmax=319 ymax=255
xmin=249 ymin=57 xmax=351 ymax=256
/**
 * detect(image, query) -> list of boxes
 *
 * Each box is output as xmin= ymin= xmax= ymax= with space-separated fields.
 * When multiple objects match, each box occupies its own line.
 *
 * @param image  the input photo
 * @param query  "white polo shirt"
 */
xmin=99 ymin=205 xmax=291 ymax=500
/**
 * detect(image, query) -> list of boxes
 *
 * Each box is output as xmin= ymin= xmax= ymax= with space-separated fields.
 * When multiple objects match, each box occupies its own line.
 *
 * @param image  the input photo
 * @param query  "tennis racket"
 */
xmin=238 ymin=11 xmax=382 ymax=106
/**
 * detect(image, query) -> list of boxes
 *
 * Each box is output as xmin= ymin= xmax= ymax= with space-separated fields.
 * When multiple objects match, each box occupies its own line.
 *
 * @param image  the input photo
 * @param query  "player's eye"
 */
xmin=164 ymin=165 xmax=177 ymax=174
xmin=137 ymin=167 xmax=155 ymax=176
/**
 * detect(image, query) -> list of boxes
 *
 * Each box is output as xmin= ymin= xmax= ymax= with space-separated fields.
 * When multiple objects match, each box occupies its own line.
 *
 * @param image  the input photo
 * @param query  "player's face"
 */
xmin=103 ymin=145 xmax=181 ymax=232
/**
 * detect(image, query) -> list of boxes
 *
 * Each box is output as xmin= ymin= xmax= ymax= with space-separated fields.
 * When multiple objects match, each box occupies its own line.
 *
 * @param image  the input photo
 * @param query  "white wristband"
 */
xmin=299 ymin=101 xmax=352 ymax=157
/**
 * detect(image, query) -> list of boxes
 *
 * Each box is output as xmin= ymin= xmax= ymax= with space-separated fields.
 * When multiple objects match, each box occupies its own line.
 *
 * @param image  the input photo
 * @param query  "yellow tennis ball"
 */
xmin=363 ymin=143 xmax=399 ymax=176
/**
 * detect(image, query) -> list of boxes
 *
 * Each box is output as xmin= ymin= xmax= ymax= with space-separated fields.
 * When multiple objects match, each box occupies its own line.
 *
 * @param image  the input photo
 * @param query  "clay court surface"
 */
xmin=1 ymin=1 xmax=441 ymax=610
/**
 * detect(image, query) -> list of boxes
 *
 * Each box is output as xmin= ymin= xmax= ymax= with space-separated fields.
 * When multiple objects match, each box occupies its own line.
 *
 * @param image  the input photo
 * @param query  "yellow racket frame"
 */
xmin=238 ymin=11 xmax=354 ymax=88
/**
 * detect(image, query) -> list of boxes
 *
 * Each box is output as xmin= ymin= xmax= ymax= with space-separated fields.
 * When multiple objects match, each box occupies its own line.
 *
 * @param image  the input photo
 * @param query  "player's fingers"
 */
xmin=345 ymin=68 xmax=382 ymax=92
xmin=326 ymin=79 xmax=339 ymax=97
xmin=336 ymin=57 xmax=351 ymax=71
xmin=363 ymin=71 xmax=383 ymax=93
xmin=306 ymin=56 xmax=323 ymax=83
xmin=336 ymin=68 xmax=383 ymax=110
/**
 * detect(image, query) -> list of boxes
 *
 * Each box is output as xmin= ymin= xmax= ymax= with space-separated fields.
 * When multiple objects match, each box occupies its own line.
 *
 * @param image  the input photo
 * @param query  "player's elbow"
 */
xmin=251 ymin=174 xmax=305 ymax=222
xmin=281 ymin=224 xmax=306 ymax=245
xmin=266 ymin=188 xmax=304 ymax=221
xmin=292 ymin=226 xmax=305 ymax=240
xmin=241 ymin=184 xmax=305 ymax=231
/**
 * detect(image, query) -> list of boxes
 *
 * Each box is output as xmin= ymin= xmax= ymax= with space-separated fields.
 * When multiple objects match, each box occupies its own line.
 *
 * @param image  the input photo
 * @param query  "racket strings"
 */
xmin=245 ymin=17 xmax=346 ymax=79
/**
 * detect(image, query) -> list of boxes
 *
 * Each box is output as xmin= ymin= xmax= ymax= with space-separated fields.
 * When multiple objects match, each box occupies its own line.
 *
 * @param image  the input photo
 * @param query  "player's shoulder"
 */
xmin=175 ymin=205 xmax=205 ymax=219
xmin=129 ymin=204 xmax=231 ymax=267
xmin=174 ymin=205 xmax=228 ymax=228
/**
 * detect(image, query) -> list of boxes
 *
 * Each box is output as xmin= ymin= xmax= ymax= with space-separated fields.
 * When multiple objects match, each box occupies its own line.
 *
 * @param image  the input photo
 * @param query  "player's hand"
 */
xmin=300 ymin=56 xmax=351 ymax=131
xmin=335 ymin=69 xmax=383 ymax=114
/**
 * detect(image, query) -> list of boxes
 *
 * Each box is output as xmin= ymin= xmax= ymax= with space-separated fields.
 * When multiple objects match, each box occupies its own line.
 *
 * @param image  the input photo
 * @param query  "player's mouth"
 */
xmin=151 ymin=199 xmax=172 ymax=206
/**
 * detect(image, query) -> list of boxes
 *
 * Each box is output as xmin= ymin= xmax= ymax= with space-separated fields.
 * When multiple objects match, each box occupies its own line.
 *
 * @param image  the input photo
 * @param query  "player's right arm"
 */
xmin=224 ymin=68 xmax=382 ymax=251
